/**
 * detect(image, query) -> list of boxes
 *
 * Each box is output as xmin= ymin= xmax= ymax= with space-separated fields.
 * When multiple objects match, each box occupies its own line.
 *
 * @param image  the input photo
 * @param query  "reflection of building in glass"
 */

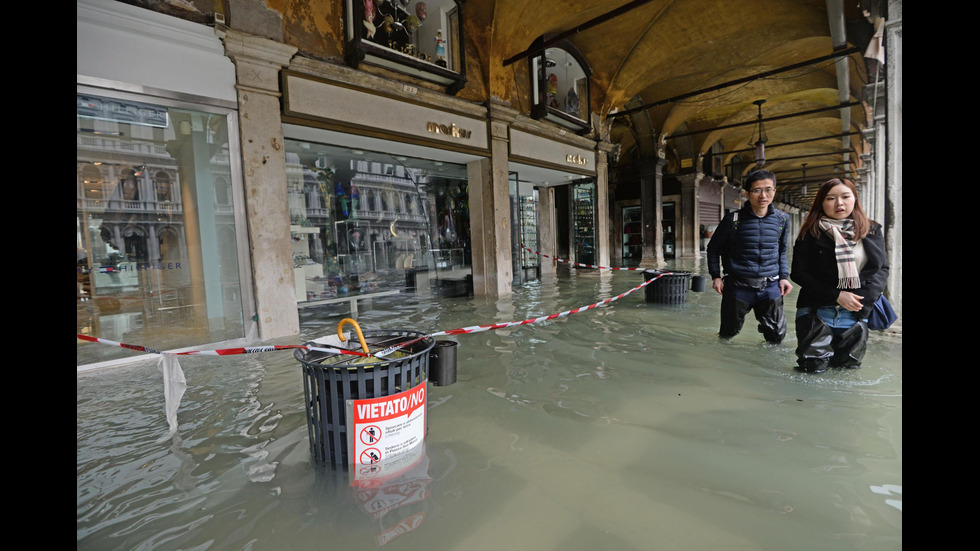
xmin=341 ymin=159 xmax=432 ymax=272
xmin=76 ymin=103 xmax=242 ymax=357
xmin=287 ymin=154 xmax=438 ymax=301
xmin=286 ymin=148 xmax=472 ymax=302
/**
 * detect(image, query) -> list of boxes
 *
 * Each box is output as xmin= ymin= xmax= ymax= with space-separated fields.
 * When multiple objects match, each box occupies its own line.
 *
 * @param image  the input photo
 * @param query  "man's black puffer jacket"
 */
xmin=706 ymin=203 xmax=790 ymax=281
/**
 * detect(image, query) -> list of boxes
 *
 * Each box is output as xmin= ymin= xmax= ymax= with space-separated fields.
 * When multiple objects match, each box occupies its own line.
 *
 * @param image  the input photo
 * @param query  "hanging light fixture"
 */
xmin=749 ymin=99 xmax=768 ymax=167
xmin=800 ymin=162 xmax=808 ymax=197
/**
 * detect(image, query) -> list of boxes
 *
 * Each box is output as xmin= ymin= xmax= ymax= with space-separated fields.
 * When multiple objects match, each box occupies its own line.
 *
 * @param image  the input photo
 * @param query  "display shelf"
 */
xmin=520 ymin=196 xmax=539 ymax=267
xmin=572 ymin=184 xmax=595 ymax=265
xmin=622 ymin=205 xmax=642 ymax=265
xmin=290 ymin=225 xmax=319 ymax=234
xmin=334 ymin=220 xmax=374 ymax=274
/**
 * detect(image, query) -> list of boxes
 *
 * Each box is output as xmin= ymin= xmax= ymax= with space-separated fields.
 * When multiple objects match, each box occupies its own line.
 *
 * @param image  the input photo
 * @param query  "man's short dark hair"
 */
xmin=743 ymin=169 xmax=777 ymax=191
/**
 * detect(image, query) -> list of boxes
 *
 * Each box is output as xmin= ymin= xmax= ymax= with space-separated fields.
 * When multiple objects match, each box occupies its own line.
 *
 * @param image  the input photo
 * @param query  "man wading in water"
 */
xmin=706 ymin=169 xmax=793 ymax=343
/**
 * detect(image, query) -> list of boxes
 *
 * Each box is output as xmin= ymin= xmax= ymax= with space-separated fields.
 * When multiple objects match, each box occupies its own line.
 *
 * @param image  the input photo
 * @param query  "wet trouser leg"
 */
xmin=719 ymin=292 xmax=752 ymax=339
xmin=754 ymin=296 xmax=787 ymax=344
xmin=829 ymin=321 xmax=868 ymax=368
xmin=795 ymin=313 xmax=834 ymax=372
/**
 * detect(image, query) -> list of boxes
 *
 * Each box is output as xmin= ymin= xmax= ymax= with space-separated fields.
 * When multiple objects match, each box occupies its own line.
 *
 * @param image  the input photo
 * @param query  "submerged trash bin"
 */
xmin=643 ymin=269 xmax=692 ymax=304
xmin=429 ymin=340 xmax=458 ymax=386
xmin=294 ymin=329 xmax=435 ymax=469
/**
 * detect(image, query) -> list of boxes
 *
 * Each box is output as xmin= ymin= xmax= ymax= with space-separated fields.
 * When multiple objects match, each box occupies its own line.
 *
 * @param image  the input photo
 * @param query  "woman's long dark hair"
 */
xmin=797 ymin=178 xmax=869 ymax=241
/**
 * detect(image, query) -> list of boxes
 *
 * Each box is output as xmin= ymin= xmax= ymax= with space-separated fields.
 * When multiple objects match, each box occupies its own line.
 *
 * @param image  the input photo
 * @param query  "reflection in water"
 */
xmin=78 ymin=261 xmax=902 ymax=550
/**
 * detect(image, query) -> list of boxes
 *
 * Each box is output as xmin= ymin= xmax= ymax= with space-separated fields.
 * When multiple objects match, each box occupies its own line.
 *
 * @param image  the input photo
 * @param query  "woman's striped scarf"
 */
xmin=819 ymin=217 xmax=861 ymax=289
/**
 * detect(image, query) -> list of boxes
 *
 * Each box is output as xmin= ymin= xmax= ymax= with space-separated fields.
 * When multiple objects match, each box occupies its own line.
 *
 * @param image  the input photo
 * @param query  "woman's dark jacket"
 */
xmin=790 ymin=221 xmax=889 ymax=318
xmin=707 ymin=203 xmax=791 ymax=281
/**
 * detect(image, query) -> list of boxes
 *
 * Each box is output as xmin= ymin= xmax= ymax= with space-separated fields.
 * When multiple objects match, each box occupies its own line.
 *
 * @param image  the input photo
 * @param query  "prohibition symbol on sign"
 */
xmin=361 ymin=426 xmax=382 ymax=445
xmin=361 ymin=448 xmax=382 ymax=464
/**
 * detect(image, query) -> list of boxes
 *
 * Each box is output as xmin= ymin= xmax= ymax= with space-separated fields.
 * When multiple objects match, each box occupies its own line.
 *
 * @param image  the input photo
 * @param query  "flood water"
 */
xmin=77 ymin=259 xmax=902 ymax=550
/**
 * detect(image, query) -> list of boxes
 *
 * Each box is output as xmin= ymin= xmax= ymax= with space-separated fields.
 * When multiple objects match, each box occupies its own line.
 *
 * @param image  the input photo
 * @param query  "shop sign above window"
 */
xmin=345 ymin=0 xmax=467 ymax=95
xmin=77 ymin=94 xmax=170 ymax=129
xmin=529 ymin=37 xmax=591 ymax=135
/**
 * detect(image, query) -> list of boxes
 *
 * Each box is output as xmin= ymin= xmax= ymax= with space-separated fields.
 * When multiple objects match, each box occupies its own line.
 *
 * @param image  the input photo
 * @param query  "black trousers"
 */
xmin=794 ymin=312 xmax=868 ymax=372
xmin=719 ymin=281 xmax=787 ymax=343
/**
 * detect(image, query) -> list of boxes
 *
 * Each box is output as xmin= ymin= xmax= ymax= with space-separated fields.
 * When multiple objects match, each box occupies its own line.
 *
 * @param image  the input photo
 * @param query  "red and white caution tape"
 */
xmin=78 ymin=258 xmax=671 ymax=360
xmin=372 ymin=271 xmax=668 ymax=357
xmin=75 ymin=334 xmax=370 ymax=358
xmin=79 ymin=257 xmax=667 ymax=439
xmin=520 ymin=245 xmax=646 ymax=271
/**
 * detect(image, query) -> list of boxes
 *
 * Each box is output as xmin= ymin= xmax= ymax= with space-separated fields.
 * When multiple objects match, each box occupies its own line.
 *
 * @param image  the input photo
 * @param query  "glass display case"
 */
xmin=520 ymin=194 xmax=539 ymax=268
xmin=529 ymin=37 xmax=591 ymax=134
xmin=344 ymin=0 xmax=467 ymax=95
xmin=572 ymin=182 xmax=595 ymax=266
xmin=663 ymin=201 xmax=676 ymax=258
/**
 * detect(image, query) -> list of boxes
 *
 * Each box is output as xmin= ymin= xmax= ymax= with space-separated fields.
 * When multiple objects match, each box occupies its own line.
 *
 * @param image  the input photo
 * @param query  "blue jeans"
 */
xmin=797 ymin=306 xmax=867 ymax=336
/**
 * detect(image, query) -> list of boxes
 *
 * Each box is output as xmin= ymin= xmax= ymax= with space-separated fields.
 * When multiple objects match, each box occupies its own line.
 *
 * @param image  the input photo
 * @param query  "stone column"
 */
xmin=537 ymin=185 xmax=557 ymax=282
xmin=220 ymin=28 xmax=299 ymax=339
xmin=595 ymin=142 xmax=615 ymax=271
xmin=638 ymin=157 xmax=666 ymax=268
xmin=884 ymin=0 xmax=902 ymax=329
xmin=676 ymin=172 xmax=703 ymax=258
xmin=469 ymin=99 xmax=517 ymax=297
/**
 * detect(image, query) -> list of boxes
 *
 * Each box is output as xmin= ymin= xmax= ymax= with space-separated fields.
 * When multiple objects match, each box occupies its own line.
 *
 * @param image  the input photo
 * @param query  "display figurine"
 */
xmin=434 ymin=29 xmax=446 ymax=67
xmin=565 ymin=86 xmax=580 ymax=116
xmin=406 ymin=14 xmax=419 ymax=34
xmin=363 ymin=0 xmax=376 ymax=38
xmin=415 ymin=1 xmax=427 ymax=21
xmin=546 ymin=73 xmax=560 ymax=108
xmin=350 ymin=184 xmax=360 ymax=219
xmin=335 ymin=180 xmax=349 ymax=218
xmin=349 ymin=229 xmax=363 ymax=252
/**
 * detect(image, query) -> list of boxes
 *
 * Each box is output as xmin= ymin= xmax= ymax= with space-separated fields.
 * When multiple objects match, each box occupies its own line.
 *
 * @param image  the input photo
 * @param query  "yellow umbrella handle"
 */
xmin=338 ymin=318 xmax=370 ymax=355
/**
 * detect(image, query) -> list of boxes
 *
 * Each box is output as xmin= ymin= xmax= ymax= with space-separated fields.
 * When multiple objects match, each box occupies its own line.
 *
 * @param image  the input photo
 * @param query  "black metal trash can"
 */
xmin=294 ymin=330 xmax=435 ymax=469
xmin=643 ymin=269 xmax=692 ymax=304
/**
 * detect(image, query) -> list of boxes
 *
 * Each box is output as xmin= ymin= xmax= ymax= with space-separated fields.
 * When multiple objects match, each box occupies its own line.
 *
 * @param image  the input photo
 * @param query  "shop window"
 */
xmin=572 ymin=181 xmax=596 ymax=265
xmin=77 ymin=90 xmax=248 ymax=365
xmin=529 ymin=37 xmax=592 ymax=134
xmin=509 ymin=172 xmax=539 ymax=286
xmin=345 ymin=0 xmax=467 ymax=95
xmin=284 ymin=139 xmax=472 ymax=302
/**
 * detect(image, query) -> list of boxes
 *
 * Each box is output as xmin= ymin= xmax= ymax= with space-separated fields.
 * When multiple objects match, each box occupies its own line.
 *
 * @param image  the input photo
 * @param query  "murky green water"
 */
xmin=77 ymin=260 xmax=902 ymax=550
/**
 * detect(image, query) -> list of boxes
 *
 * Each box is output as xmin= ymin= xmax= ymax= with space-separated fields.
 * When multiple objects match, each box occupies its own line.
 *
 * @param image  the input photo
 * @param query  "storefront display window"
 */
xmin=77 ymin=90 xmax=249 ymax=364
xmin=572 ymin=181 xmax=596 ymax=266
xmin=285 ymin=139 xmax=471 ymax=303
xmin=345 ymin=0 xmax=467 ymax=94
xmin=529 ymin=38 xmax=591 ymax=134
xmin=510 ymin=172 xmax=539 ymax=285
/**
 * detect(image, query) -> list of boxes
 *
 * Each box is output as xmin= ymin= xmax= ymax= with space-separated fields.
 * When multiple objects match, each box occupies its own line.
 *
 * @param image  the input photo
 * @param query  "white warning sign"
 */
xmin=347 ymin=382 xmax=427 ymax=466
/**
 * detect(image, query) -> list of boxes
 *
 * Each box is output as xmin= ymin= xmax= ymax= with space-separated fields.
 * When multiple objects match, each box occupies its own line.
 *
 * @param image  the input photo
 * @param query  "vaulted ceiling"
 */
xmin=465 ymin=0 xmax=880 ymax=208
